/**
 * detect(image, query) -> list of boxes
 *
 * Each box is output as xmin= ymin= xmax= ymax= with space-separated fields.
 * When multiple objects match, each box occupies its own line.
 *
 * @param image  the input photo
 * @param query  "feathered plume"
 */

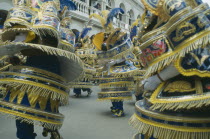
xmin=105 ymin=8 xmax=124 ymax=27
xmin=60 ymin=0 xmax=77 ymax=11
xmin=101 ymin=10 xmax=109 ymax=18
xmin=79 ymin=26 xmax=92 ymax=39
xmin=89 ymin=13 xmax=106 ymax=27
xmin=90 ymin=8 xmax=124 ymax=32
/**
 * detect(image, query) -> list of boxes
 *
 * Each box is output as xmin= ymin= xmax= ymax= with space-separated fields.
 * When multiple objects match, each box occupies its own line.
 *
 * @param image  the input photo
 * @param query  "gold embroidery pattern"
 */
xmin=164 ymin=81 xmax=195 ymax=92
xmin=173 ymin=22 xmax=196 ymax=42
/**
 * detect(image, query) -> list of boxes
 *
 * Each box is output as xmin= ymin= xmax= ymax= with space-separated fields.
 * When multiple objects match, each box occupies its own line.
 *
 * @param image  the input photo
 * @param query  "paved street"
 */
xmin=0 ymin=86 xmax=137 ymax=139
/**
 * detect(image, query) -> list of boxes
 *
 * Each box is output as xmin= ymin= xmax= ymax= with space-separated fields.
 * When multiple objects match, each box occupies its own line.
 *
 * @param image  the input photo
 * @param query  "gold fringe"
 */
xmin=4 ymin=19 xmax=32 ymax=29
xmin=68 ymin=80 xmax=93 ymax=88
xmin=33 ymin=27 xmax=59 ymax=39
xmin=0 ymin=82 xmax=69 ymax=105
xmin=98 ymin=47 xmax=133 ymax=60
xmin=99 ymin=82 xmax=135 ymax=88
xmin=0 ymin=64 xmax=12 ymax=71
xmin=58 ymin=41 xmax=75 ymax=52
xmin=112 ymin=69 xmax=140 ymax=78
xmin=144 ymin=34 xmax=210 ymax=78
xmin=74 ymin=72 xmax=95 ymax=83
xmin=97 ymin=97 xmax=133 ymax=101
xmin=129 ymin=114 xmax=210 ymax=139
xmin=0 ymin=112 xmax=62 ymax=130
xmin=78 ymin=54 xmax=97 ymax=59
xmin=68 ymin=84 xmax=93 ymax=89
xmin=150 ymin=97 xmax=210 ymax=111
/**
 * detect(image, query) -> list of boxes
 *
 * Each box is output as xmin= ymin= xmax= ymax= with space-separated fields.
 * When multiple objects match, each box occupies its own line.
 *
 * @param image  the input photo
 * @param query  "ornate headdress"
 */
xmin=90 ymin=8 xmax=133 ymax=60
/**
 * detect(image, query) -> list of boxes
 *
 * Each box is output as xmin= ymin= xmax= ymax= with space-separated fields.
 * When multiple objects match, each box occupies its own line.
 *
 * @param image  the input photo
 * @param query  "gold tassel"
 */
xmin=129 ymin=114 xmax=210 ymax=139
xmin=0 ymin=112 xmax=62 ymax=130
xmin=150 ymin=97 xmax=210 ymax=111
xmin=0 ymin=82 xmax=69 ymax=105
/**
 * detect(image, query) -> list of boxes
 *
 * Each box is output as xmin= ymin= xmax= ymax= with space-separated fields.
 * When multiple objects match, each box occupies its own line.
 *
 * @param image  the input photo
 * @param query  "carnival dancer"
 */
xmin=129 ymin=0 xmax=210 ymax=138
xmin=69 ymin=25 xmax=96 ymax=97
xmin=90 ymin=8 xmax=139 ymax=117
xmin=0 ymin=0 xmax=83 ymax=138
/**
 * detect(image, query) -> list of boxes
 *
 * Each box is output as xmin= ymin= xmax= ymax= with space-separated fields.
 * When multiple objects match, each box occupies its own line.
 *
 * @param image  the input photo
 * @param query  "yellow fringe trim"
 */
xmin=33 ymin=26 xmax=59 ymax=39
xmin=68 ymin=85 xmax=93 ymax=88
xmin=129 ymin=114 xmax=210 ymax=139
xmin=0 ymin=110 xmax=62 ymax=130
xmin=4 ymin=19 xmax=32 ymax=29
xmin=99 ymin=82 xmax=135 ymax=88
xmin=58 ymin=40 xmax=75 ymax=52
xmin=97 ymin=97 xmax=132 ymax=101
xmin=112 ymin=69 xmax=140 ymax=78
xmin=150 ymin=98 xmax=210 ymax=111
xmin=0 ymin=64 xmax=12 ymax=71
xmin=0 ymin=82 xmax=69 ymax=105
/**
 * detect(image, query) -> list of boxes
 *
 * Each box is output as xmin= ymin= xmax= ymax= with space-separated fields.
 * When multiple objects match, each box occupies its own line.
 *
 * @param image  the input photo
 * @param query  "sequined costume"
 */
xmin=129 ymin=0 xmax=210 ymax=138
xmin=90 ymin=8 xmax=139 ymax=117
xmin=0 ymin=0 xmax=83 ymax=138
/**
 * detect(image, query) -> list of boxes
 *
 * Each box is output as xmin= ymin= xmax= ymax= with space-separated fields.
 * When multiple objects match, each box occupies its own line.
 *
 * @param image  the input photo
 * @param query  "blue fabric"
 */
xmin=141 ymin=134 xmax=156 ymax=139
xmin=116 ymin=101 xmax=123 ymax=110
xmin=196 ymin=0 xmax=203 ymax=5
xmin=24 ymin=55 xmax=61 ymax=75
xmin=73 ymin=88 xmax=81 ymax=95
xmin=112 ymin=101 xmax=123 ymax=110
xmin=111 ymin=102 xmax=117 ymax=109
xmin=16 ymin=119 xmax=36 ymax=139
xmin=105 ymin=8 xmax=124 ymax=27
xmin=136 ymin=94 xmax=143 ymax=101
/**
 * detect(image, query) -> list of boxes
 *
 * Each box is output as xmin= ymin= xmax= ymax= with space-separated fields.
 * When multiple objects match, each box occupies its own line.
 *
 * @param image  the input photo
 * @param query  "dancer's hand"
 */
xmin=142 ymin=75 xmax=161 ymax=91
xmin=142 ymin=64 xmax=180 ymax=91
xmin=13 ymin=32 xmax=27 ymax=42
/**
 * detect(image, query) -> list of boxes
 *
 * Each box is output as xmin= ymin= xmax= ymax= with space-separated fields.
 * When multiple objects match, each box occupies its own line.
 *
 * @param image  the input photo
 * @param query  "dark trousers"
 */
xmin=135 ymin=94 xmax=143 ymax=101
xmin=16 ymin=119 xmax=37 ymax=139
xmin=111 ymin=101 xmax=123 ymax=110
xmin=141 ymin=134 xmax=156 ymax=139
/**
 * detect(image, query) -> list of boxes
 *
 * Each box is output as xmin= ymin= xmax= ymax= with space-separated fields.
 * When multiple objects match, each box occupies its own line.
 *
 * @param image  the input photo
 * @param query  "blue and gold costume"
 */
xmin=69 ymin=26 xmax=96 ymax=97
xmin=130 ymin=0 xmax=210 ymax=138
xmin=90 ymin=8 xmax=139 ymax=117
xmin=0 ymin=0 xmax=83 ymax=138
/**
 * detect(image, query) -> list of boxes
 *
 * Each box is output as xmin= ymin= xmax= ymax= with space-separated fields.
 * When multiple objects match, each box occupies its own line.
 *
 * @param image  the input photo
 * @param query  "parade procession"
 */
xmin=1 ymin=0 xmax=210 ymax=139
